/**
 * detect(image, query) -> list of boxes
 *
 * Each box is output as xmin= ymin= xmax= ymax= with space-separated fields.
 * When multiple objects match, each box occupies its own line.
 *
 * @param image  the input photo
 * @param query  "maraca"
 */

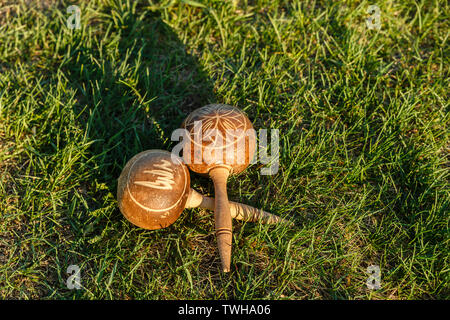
xmin=181 ymin=104 xmax=256 ymax=272
xmin=117 ymin=150 xmax=287 ymax=231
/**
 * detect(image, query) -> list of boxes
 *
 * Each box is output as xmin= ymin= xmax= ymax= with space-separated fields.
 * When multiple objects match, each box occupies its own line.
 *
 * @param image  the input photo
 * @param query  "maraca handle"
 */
xmin=228 ymin=201 xmax=293 ymax=225
xmin=186 ymin=189 xmax=291 ymax=225
xmin=209 ymin=167 xmax=232 ymax=273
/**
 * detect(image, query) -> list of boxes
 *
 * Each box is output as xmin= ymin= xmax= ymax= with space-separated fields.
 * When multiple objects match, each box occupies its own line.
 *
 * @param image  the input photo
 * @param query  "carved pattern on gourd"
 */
xmin=134 ymin=160 xmax=175 ymax=190
xmin=184 ymin=105 xmax=248 ymax=149
xmin=126 ymin=151 xmax=187 ymax=213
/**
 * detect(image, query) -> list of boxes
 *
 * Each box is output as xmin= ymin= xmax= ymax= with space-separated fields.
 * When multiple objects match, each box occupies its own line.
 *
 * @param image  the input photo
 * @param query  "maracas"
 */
xmin=117 ymin=149 xmax=288 ymax=230
xmin=181 ymin=104 xmax=257 ymax=272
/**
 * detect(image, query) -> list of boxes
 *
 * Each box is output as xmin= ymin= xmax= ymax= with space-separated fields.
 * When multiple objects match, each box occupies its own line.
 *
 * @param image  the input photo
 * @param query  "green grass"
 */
xmin=0 ymin=0 xmax=448 ymax=299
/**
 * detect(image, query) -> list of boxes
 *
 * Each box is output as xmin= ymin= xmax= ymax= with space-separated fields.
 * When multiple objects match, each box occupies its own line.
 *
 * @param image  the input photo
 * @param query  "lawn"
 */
xmin=0 ymin=0 xmax=448 ymax=299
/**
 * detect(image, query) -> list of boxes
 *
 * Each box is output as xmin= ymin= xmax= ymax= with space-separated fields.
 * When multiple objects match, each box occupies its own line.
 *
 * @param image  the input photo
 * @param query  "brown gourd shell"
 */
xmin=117 ymin=150 xmax=190 ymax=230
xmin=181 ymin=104 xmax=256 ymax=174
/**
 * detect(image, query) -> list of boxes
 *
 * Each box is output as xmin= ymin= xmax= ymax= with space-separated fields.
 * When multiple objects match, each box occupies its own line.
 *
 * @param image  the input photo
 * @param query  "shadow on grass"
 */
xmin=65 ymin=11 xmax=214 ymax=182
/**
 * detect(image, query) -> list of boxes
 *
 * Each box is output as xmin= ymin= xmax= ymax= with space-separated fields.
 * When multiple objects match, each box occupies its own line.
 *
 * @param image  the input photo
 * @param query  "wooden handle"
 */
xmin=186 ymin=189 xmax=292 ymax=225
xmin=209 ymin=167 xmax=232 ymax=272
xmin=229 ymin=202 xmax=293 ymax=225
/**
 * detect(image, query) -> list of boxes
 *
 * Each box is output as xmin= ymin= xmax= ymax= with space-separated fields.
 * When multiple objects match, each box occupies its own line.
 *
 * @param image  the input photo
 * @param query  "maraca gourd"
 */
xmin=181 ymin=104 xmax=256 ymax=272
xmin=117 ymin=150 xmax=287 ymax=230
